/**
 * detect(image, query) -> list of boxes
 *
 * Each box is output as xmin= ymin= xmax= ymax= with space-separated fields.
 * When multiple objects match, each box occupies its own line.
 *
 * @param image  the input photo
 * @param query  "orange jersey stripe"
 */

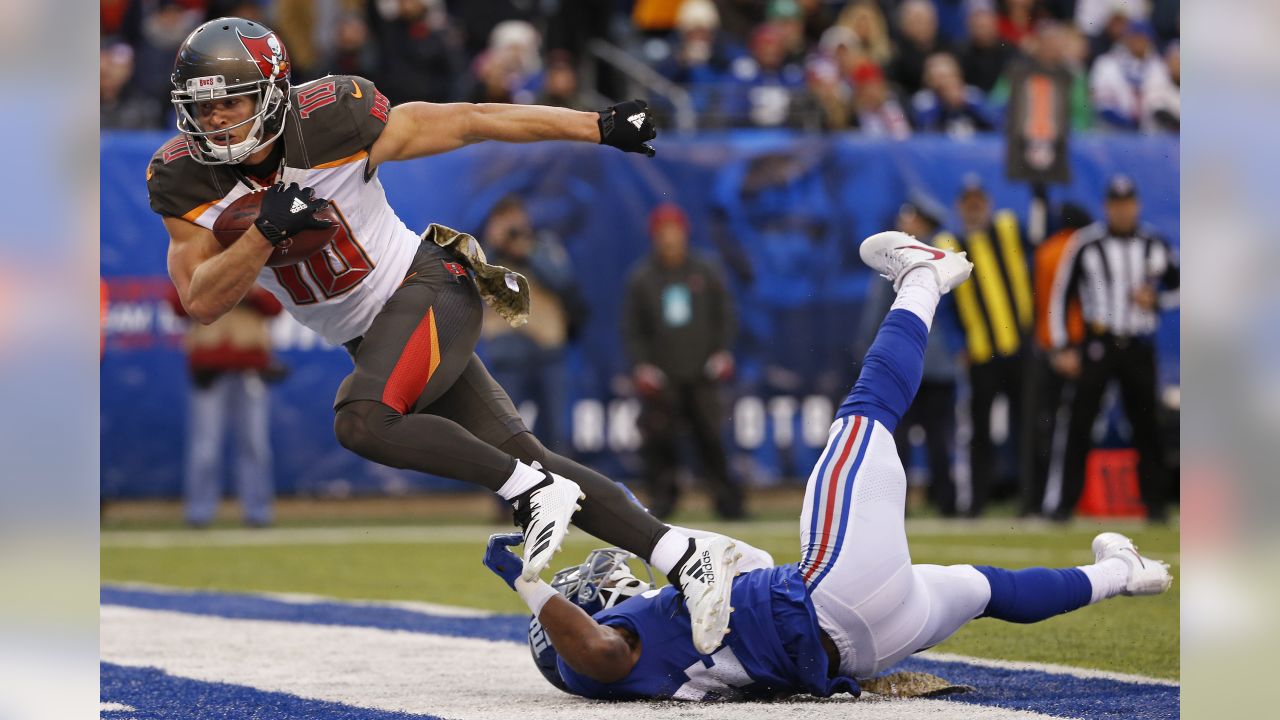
xmin=313 ymin=149 xmax=369 ymax=170
xmin=181 ymin=199 xmax=219 ymax=223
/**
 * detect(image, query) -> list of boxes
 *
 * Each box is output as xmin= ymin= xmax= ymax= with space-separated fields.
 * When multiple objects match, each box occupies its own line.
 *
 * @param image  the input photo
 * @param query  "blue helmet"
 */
xmin=528 ymin=615 xmax=569 ymax=691
xmin=526 ymin=547 xmax=655 ymax=691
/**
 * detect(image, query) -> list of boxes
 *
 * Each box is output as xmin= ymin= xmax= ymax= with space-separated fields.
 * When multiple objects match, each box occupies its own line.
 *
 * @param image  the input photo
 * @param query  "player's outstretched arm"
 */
xmin=536 ymin=593 xmax=639 ymax=684
xmin=165 ymin=216 xmax=273 ymax=325
xmin=483 ymin=533 xmax=639 ymax=684
xmin=367 ymin=99 xmax=656 ymax=169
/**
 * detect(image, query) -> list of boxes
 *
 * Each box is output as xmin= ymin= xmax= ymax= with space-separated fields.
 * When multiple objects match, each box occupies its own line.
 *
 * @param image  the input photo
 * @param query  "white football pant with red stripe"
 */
xmin=799 ymin=416 xmax=991 ymax=678
xmin=799 ymin=304 xmax=992 ymax=679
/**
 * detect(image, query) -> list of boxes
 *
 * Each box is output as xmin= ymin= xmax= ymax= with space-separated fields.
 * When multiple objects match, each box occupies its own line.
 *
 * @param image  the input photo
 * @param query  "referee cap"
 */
xmin=959 ymin=172 xmax=987 ymax=197
xmin=1106 ymin=174 xmax=1138 ymax=200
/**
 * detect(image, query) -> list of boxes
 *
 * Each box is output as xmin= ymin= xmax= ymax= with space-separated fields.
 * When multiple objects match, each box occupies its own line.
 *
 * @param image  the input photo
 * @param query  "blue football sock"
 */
xmin=974 ymin=565 xmax=1093 ymax=624
xmin=837 ymin=309 xmax=928 ymax=432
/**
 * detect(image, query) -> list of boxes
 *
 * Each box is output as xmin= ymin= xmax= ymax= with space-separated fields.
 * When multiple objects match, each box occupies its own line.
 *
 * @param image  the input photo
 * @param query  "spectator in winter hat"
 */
xmin=655 ymin=0 xmax=743 ymax=88
xmin=853 ymin=62 xmax=912 ymax=138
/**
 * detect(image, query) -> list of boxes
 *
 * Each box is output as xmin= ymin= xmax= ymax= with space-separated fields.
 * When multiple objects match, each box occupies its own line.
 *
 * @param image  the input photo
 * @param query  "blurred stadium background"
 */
xmin=99 ymin=0 xmax=1181 ymax=708
xmin=101 ymin=0 xmax=1180 ymax=511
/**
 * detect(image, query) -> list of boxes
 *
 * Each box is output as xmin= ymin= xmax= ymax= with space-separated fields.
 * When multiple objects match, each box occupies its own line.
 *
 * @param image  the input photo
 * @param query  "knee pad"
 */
xmin=333 ymin=406 xmax=366 ymax=454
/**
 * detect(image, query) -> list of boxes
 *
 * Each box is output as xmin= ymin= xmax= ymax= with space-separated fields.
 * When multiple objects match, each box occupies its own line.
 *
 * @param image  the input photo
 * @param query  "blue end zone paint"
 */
xmin=103 ymin=586 xmax=1178 ymax=719
xmin=102 ymin=663 xmax=445 ymax=720
xmin=895 ymin=656 xmax=1179 ymax=720
xmin=101 ymin=586 xmax=528 ymax=643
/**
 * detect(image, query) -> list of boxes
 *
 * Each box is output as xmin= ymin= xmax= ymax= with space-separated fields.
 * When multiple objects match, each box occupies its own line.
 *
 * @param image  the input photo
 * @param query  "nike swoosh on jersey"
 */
xmin=351 ymin=82 xmax=363 ymax=99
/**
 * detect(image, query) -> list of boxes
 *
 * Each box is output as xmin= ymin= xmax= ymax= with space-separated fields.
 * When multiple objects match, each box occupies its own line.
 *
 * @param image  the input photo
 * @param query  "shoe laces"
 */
xmin=512 ymin=501 xmax=532 ymax=534
xmin=878 ymin=247 xmax=919 ymax=282
xmin=511 ymin=474 xmax=553 ymax=533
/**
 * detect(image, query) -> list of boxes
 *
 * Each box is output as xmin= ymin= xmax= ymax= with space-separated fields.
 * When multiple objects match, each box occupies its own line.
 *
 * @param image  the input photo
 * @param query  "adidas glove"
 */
xmin=483 ymin=532 xmax=526 ymax=590
xmin=254 ymin=182 xmax=333 ymax=246
xmin=597 ymin=99 xmax=657 ymax=157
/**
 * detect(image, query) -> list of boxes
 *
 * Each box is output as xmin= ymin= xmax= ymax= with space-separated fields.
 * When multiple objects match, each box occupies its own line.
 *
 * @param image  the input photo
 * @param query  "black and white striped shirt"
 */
xmin=1048 ymin=222 xmax=1179 ymax=348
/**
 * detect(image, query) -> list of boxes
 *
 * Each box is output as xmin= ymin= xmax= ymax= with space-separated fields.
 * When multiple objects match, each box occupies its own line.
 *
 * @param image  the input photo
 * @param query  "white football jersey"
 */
xmin=148 ymin=75 xmax=420 ymax=346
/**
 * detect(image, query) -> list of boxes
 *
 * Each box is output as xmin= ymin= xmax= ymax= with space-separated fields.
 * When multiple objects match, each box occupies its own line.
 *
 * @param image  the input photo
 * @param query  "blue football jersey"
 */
xmin=557 ymin=564 xmax=860 ymax=701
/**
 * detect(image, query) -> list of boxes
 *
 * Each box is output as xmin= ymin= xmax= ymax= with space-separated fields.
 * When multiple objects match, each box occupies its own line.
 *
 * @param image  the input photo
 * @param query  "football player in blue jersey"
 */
xmin=483 ymin=231 xmax=1174 ymax=701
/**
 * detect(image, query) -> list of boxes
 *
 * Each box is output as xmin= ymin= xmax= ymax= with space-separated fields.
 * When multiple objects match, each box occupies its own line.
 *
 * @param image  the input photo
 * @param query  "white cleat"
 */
xmin=1092 ymin=532 xmax=1173 ymax=596
xmin=669 ymin=535 xmax=742 ymax=655
xmin=513 ymin=465 xmax=585 ymax=581
xmin=859 ymin=230 xmax=973 ymax=294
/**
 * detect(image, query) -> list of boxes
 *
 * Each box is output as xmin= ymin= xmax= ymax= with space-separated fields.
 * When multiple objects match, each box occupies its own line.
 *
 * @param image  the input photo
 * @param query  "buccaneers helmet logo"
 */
xmin=237 ymin=29 xmax=289 ymax=80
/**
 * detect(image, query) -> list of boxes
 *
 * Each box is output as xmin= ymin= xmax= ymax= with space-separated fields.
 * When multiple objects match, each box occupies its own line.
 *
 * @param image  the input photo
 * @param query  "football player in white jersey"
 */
xmin=147 ymin=17 xmax=738 ymax=655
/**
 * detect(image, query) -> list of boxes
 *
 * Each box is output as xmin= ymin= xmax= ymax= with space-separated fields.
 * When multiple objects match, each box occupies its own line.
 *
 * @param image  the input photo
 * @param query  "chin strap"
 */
xmin=202 ymin=114 xmax=265 ymax=164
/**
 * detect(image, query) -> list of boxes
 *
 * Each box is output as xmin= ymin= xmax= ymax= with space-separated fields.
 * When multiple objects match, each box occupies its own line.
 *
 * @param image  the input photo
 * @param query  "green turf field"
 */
xmin=102 ymin=510 xmax=1178 ymax=680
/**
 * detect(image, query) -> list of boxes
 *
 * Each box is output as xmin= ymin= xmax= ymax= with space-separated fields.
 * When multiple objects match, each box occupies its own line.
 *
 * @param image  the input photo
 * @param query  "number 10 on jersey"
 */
xmin=271 ymin=202 xmax=374 ymax=304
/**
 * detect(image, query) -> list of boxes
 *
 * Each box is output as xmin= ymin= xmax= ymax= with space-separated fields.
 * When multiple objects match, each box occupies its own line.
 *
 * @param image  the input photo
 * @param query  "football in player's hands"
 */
xmin=212 ymin=187 xmax=340 ymax=267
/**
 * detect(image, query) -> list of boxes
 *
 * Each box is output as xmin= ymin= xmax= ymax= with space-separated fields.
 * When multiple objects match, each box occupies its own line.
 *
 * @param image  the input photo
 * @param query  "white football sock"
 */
xmin=649 ymin=528 xmax=694 ymax=576
xmin=892 ymin=267 xmax=941 ymax=329
xmin=668 ymin=525 xmax=774 ymax=572
xmin=496 ymin=460 xmax=546 ymax=501
xmin=1078 ymin=557 xmax=1129 ymax=604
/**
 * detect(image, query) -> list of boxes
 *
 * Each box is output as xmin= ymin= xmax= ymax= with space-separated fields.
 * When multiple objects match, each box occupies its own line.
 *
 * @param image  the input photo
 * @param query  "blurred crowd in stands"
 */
xmin=101 ymin=0 xmax=1179 ymax=134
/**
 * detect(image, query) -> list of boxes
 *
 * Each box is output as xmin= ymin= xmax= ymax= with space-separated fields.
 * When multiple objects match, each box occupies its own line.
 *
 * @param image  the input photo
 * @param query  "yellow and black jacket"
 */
xmin=935 ymin=210 xmax=1033 ymax=365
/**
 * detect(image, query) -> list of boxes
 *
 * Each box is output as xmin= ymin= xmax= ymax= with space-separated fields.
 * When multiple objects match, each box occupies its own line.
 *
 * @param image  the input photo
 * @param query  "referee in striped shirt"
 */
xmin=1047 ymin=175 xmax=1179 ymax=522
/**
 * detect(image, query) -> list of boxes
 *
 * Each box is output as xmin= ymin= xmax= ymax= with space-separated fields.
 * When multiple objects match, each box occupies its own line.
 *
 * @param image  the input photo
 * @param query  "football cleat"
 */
xmin=667 ymin=535 xmax=742 ymax=655
xmin=859 ymin=230 xmax=973 ymax=294
xmin=512 ymin=465 xmax=585 ymax=581
xmin=1092 ymin=532 xmax=1173 ymax=596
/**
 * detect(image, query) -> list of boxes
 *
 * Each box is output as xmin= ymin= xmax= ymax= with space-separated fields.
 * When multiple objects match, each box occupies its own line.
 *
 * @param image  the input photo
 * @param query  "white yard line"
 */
xmin=101 ymin=604 xmax=1060 ymax=720
xmin=101 ymin=524 xmax=507 ymax=548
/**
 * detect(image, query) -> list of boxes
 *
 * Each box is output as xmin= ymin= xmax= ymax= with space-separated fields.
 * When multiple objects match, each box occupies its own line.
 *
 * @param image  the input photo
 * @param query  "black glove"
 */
xmin=254 ymin=182 xmax=333 ymax=246
xmin=597 ymin=99 xmax=657 ymax=157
